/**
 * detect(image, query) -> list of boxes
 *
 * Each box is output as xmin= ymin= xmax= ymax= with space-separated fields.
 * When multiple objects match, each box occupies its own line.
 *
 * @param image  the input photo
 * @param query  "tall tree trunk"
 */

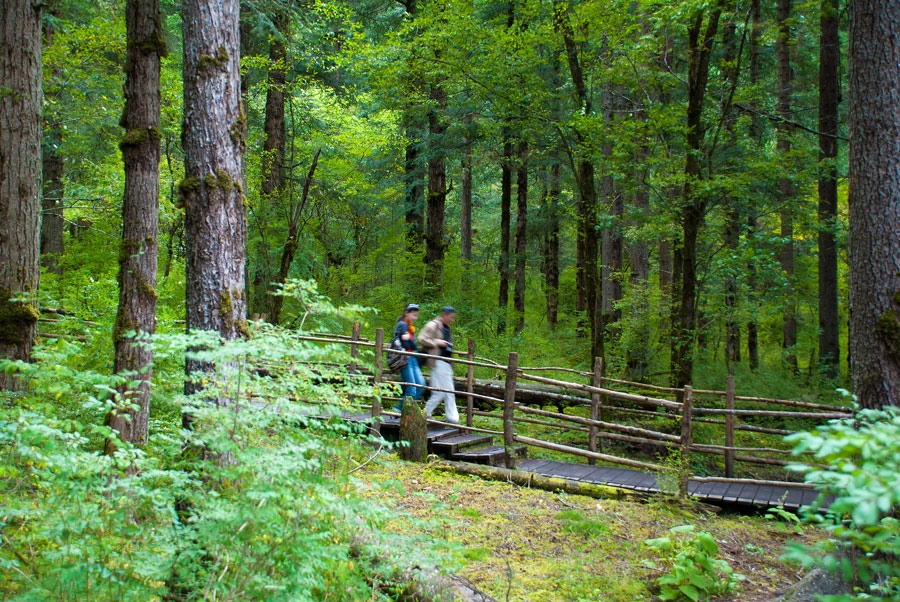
xmin=404 ymin=129 xmax=425 ymax=252
xmin=675 ymin=5 xmax=722 ymax=388
xmin=254 ymin=12 xmax=287 ymax=317
xmin=40 ymin=5 xmax=64 ymax=276
xmin=777 ymin=0 xmax=798 ymax=371
xmin=627 ymin=105 xmax=651 ymax=381
xmin=721 ymin=18 xmax=741 ymax=373
xmin=848 ymin=0 xmax=900 ymax=408
xmin=546 ymin=162 xmax=561 ymax=327
xmin=269 ymin=150 xmax=320 ymax=326
xmin=818 ymin=0 xmax=840 ymax=379
xmin=460 ymin=113 xmax=473 ymax=269
xmin=424 ymin=83 xmax=447 ymax=295
xmin=555 ymin=0 xmax=599 ymax=359
xmin=514 ymin=139 xmax=528 ymax=333
xmin=575 ymin=193 xmax=586 ymax=313
xmin=181 ymin=0 xmax=247 ymax=395
xmin=746 ymin=0 xmax=762 ymax=371
xmin=600 ymin=79 xmax=623 ymax=341
xmin=41 ymin=128 xmax=65 ymax=275
xmin=108 ymin=0 xmax=165 ymax=450
xmin=0 ymin=0 xmax=42 ymax=391
xmin=498 ymin=134 xmax=513 ymax=334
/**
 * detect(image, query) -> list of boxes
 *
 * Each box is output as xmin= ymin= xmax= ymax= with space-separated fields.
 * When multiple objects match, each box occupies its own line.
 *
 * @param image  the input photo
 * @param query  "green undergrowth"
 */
xmin=355 ymin=456 xmax=822 ymax=602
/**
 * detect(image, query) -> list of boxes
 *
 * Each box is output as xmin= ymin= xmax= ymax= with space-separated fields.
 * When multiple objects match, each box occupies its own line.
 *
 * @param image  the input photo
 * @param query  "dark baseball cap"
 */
xmin=404 ymin=303 xmax=420 ymax=312
xmin=442 ymin=305 xmax=456 ymax=314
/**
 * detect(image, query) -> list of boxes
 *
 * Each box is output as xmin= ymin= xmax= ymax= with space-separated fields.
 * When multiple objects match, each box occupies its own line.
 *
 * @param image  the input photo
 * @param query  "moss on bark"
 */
xmin=0 ymin=289 xmax=39 ymax=346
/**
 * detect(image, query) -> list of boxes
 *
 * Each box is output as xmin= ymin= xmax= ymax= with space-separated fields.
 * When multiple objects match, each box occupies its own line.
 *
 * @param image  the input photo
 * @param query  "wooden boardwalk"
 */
xmin=366 ymin=415 xmax=824 ymax=512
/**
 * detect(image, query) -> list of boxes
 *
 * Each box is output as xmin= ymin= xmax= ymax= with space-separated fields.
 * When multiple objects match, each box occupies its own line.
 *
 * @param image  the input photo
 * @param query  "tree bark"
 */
xmin=269 ymin=150 xmax=320 ymax=325
xmin=627 ymin=118 xmax=651 ymax=381
xmin=404 ymin=135 xmax=425 ymax=254
xmin=497 ymin=134 xmax=512 ymax=334
xmin=555 ymin=0 xmax=599 ymax=358
xmin=0 ymin=0 xmax=42 ymax=391
xmin=513 ymin=139 xmax=528 ymax=334
xmin=545 ymin=162 xmax=561 ymax=327
xmin=818 ymin=0 xmax=840 ymax=379
xmin=600 ymin=74 xmax=622 ymax=341
xmin=848 ymin=0 xmax=900 ymax=408
xmin=746 ymin=0 xmax=762 ymax=371
xmin=424 ymin=83 xmax=447 ymax=296
xmin=41 ymin=129 xmax=65 ymax=275
xmin=776 ymin=0 xmax=798 ymax=372
xmin=108 ymin=0 xmax=165 ymax=451
xmin=675 ymin=5 xmax=723 ymax=388
xmin=460 ymin=113 xmax=473 ymax=269
xmin=253 ymin=11 xmax=287 ymax=317
xmin=721 ymin=18 xmax=741 ymax=373
xmin=181 ymin=0 xmax=247 ymax=394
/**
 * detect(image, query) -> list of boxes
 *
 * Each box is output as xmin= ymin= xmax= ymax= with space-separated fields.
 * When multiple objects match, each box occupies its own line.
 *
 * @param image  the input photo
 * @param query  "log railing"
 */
xmin=285 ymin=323 xmax=853 ymax=486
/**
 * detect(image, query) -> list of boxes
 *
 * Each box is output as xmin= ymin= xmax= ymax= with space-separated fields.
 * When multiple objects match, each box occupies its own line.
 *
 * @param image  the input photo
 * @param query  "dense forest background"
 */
xmin=33 ymin=0 xmax=849 ymax=399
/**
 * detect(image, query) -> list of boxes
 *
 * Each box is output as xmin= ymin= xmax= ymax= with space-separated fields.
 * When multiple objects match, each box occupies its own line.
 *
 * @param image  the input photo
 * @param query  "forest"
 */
xmin=1 ymin=0 xmax=899 ymax=599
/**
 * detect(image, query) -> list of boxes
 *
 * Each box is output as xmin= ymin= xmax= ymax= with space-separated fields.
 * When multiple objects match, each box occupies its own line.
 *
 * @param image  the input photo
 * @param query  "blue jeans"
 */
xmin=396 ymin=356 xmax=425 ymax=411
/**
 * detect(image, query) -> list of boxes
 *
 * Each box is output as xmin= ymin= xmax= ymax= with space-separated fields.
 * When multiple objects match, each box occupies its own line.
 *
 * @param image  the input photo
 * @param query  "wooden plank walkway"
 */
xmin=516 ymin=459 xmax=824 ymax=511
xmin=341 ymin=413 xmax=823 ymax=512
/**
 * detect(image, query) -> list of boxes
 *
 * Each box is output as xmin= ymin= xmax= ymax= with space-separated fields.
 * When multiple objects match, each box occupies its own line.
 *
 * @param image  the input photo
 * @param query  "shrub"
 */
xmin=785 ymin=406 xmax=900 ymax=601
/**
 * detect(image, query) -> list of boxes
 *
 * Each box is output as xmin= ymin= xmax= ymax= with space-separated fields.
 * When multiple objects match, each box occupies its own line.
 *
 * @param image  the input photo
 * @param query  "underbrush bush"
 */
xmin=644 ymin=524 xmax=743 ymax=601
xmin=0 ymin=318 xmax=448 ymax=600
xmin=785 ymin=405 xmax=900 ymax=601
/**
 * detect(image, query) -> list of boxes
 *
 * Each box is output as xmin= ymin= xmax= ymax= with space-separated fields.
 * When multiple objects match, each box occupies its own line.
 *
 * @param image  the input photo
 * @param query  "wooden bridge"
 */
xmin=293 ymin=324 xmax=850 ymax=512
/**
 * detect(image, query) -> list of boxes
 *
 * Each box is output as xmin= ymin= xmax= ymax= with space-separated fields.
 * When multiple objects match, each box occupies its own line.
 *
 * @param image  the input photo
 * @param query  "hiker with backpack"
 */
xmin=418 ymin=306 xmax=459 ymax=424
xmin=390 ymin=303 xmax=425 ymax=411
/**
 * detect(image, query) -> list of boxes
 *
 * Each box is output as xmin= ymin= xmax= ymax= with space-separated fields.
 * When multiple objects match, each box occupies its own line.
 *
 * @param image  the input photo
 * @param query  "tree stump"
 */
xmin=399 ymin=397 xmax=427 ymax=462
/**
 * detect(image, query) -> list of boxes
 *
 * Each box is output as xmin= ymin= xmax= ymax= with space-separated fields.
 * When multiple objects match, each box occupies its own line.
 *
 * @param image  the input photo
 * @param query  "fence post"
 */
xmin=588 ymin=356 xmax=602 ymax=463
xmin=371 ymin=328 xmax=384 ymax=433
xmin=466 ymin=338 xmax=475 ymax=427
xmin=503 ymin=352 xmax=518 ymax=470
xmin=679 ymin=385 xmax=693 ymax=497
xmin=725 ymin=375 xmax=735 ymax=478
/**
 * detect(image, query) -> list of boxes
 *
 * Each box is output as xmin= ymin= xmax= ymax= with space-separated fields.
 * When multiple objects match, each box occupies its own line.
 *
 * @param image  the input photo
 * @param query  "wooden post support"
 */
xmin=679 ymin=385 xmax=693 ymax=497
xmin=588 ymin=356 xmax=602 ymax=463
xmin=503 ymin=352 xmax=518 ymax=470
xmin=371 ymin=328 xmax=384 ymax=432
xmin=725 ymin=375 xmax=735 ymax=478
xmin=466 ymin=338 xmax=475 ymax=427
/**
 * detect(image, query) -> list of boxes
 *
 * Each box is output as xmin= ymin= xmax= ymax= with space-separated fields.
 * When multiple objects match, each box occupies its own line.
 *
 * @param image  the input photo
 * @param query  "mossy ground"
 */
xmin=354 ymin=455 xmax=820 ymax=602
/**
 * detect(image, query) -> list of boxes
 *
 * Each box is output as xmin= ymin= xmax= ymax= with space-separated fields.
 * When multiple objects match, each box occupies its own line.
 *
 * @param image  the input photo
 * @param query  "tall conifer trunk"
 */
xmin=675 ymin=5 xmax=722 ymax=388
xmin=848 ymin=0 xmax=900 ymax=408
xmin=460 ymin=113 xmax=473 ymax=272
xmin=746 ymin=0 xmax=762 ymax=371
xmin=181 ymin=0 xmax=247 ymax=395
xmin=818 ymin=0 xmax=840 ymax=379
xmin=255 ymin=12 xmax=287 ymax=318
xmin=41 ymin=5 xmax=64 ymax=276
xmin=545 ymin=162 xmax=561 ymax=327
xmin=424 ymin=83 xmax=447 ymax=294
xmin=0 ymin=0 xmax=42 ymax=391
xmin=498 ymin=135 xmax=512 ymax=334
xmin=721 ymin=18 xmax=741 ymax=373
xmin=514 ymin=139 xmax=528 ymax=333
xmin=777 ymin=0 xmax=798 ymax=371
xmin=109 ymin=0 xmax=165 ymax=450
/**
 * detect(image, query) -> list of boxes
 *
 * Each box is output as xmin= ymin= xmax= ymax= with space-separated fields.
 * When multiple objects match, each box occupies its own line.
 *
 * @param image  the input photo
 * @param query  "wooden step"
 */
xmin=426 ymin=425 xmax=462 ymax=441
xmin=431 ymin=433 xmax=494 ymax=455
xmin=452 ymin=445 xmax=528 ymax=467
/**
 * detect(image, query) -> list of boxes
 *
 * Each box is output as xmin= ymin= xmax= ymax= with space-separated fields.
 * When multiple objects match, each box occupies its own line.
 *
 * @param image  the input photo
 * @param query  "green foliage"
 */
xmin=0 ymin=321 xmax=446 ymax=600
xmin=556 ymin=509 xmax=610 ymax=538
xmin=644 ymin=525 xmax=743 ymax=602
xmin=784 ymin=407 xmax=900 ymax=601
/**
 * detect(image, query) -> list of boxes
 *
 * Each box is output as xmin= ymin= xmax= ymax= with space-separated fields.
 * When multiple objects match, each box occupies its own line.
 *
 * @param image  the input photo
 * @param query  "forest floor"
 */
xmin=355 ymin=455 xmax=821 ymax=602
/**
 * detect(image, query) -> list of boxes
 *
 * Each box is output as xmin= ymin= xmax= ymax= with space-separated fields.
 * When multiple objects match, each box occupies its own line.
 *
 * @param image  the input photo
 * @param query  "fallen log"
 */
xmin=428 ymin=460 xmax=649 ymax=502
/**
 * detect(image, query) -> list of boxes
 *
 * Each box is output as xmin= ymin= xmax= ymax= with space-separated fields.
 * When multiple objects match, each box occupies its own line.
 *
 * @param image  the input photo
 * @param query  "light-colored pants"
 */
xmin=426 ymin=359 xmax=459 ymax=424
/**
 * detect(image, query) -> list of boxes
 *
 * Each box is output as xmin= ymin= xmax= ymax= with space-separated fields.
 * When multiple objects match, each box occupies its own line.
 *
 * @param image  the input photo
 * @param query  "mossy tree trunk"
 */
xmin=399 ymin=398 xmax=427 ymax=462
xmin=848 ymin=0 xmax=900 ymax=408
xmin=424 ymin=82 xmax=448 ymax=296
xmin=513 ymin=139 xmax=528 ymax=334
xmin=0 ymin=0 xmax=42 ymax=391
xmin=41 ymin=5 xmax=65 ymax=276
xmin=181 ymin=0 xmax=247 ymax=396
xmin=108 ymin=0 xmax=165 ymax=450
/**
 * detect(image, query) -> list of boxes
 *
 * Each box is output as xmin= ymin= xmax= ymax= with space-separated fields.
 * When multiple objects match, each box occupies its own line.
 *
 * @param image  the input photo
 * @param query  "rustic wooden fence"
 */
xmin=286 ymin=324 xmax=852 ymax=489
